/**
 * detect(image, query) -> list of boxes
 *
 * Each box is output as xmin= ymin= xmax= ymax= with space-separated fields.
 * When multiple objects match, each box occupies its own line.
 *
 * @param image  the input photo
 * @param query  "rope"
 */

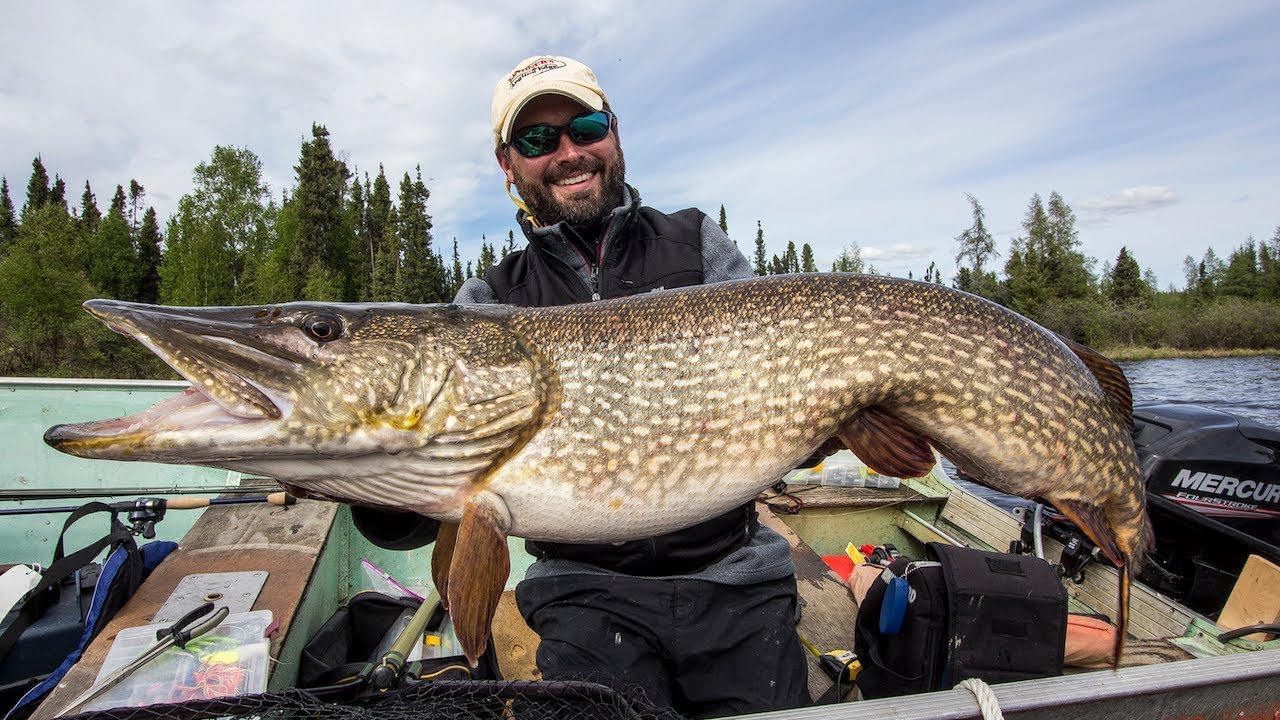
xmin=955 ymin=678 xmax=1005 ymax=720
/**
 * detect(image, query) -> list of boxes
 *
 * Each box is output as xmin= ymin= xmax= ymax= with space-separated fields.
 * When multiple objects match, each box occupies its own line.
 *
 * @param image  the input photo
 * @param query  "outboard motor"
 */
xmin=1131 ymin=403 xmax=1280 ymax=617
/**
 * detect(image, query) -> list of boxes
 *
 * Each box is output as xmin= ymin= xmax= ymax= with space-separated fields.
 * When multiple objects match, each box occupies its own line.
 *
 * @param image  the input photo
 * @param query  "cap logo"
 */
xmin=507 ymin=57 xmax=567 ymax=88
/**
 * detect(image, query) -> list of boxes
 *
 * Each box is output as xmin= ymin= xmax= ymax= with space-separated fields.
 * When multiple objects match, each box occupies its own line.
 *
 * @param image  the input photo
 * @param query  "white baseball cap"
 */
xmin=492 ymin=56 xmax=608 ymax=148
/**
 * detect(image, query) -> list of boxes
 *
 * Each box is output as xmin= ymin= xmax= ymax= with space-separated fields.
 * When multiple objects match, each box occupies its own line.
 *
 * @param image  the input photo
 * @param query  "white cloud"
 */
xmin=1078 ymin=186 xmax=1181 ymax=215
xmin=2 ymin=0 xmax=1277 ymax=291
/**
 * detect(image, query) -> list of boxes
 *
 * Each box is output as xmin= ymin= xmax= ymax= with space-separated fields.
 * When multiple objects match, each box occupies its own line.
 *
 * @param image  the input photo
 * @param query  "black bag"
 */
xmin=298 ymin=591 xmax=501 ymax=689
xmin=854 ymin=543 xmax=1067 ymax=699
xmin=1 ymin=503 xmax=174 ymax=719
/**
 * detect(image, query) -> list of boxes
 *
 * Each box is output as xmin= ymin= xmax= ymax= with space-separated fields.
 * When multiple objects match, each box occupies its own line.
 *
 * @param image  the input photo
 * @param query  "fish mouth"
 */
xmin=44 ymin=299 xmax=304 ymax=459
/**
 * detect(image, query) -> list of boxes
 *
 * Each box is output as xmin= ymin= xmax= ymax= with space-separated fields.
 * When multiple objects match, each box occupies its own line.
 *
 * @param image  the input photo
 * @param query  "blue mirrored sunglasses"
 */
xmin=509 ymin=110 xmax=614 ymax=159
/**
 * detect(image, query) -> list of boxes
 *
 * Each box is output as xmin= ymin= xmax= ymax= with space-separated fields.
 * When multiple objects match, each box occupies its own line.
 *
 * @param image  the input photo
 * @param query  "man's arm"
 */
xmin=700 ymin=214 xmax=755 ymax=283
xmin=454 ymin=276 xmax=498 ymax=304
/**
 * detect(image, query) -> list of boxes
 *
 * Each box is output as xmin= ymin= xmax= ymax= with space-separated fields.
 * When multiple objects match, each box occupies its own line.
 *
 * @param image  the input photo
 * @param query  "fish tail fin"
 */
xmin=1114 ymin=563 xmax=1131 ymax=670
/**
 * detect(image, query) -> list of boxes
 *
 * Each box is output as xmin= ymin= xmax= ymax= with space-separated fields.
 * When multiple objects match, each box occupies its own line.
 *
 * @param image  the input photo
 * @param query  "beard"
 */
xmin=510 ymin=147 xmax=627 ymax=227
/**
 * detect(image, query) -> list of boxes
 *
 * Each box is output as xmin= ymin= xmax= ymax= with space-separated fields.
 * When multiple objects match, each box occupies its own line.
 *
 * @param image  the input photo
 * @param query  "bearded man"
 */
xmin=452 ymin=56 xmax=810 ymax=719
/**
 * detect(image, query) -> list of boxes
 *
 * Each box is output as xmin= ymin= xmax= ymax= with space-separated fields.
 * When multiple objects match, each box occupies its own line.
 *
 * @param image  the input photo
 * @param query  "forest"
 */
xmin=2 ymin=124 xmax=1278 ymax=378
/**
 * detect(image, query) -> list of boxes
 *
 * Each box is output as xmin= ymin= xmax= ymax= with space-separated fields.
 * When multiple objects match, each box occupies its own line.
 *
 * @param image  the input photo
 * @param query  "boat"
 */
xmin=2 ymin=376 xmax=1279 ymax=720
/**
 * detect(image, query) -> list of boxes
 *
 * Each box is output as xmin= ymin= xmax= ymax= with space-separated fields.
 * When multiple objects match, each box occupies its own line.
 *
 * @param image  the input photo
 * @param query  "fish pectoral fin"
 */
xmin=431 ymin=521 xmax=459 ymax=609
xmin=838 ymin=406 xmax=937 ymax=478
xmin=447 ymin=494 xmax=510 ymax=668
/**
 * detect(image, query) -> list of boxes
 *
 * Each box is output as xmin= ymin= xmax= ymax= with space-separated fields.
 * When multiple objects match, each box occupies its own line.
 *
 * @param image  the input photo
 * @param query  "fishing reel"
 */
xmin=125 ymin=498 xmax=169 ymax=539
xmin=1009 ymin=503 xmax=1101 ymax=583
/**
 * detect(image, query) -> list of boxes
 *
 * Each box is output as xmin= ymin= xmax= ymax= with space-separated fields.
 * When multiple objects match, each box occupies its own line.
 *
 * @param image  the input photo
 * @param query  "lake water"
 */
xmin=1119 ymin=356 xmax=1280 ymax=427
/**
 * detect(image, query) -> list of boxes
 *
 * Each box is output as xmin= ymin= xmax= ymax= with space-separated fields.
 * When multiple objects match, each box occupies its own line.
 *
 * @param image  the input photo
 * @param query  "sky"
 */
xmin=2 ymin=1 xmax=1277 ymax=290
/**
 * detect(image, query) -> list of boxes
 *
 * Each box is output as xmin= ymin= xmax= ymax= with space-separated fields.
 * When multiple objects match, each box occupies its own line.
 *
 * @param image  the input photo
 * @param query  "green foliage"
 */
xmin=87 ymin=193 xmax=140 ymax=300
xmin=0 ymin=205 xmax=97 ymax=374
xmin=830 ymin=243 xmax=865 ymax=273
xmin=450 ymin=238 xmax=464 ymax=296
xmin=161 ymin=146 xmax=271 ymax=305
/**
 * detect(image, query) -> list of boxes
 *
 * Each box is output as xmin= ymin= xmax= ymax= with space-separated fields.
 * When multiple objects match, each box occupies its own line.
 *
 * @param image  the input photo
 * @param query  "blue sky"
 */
xmin=2 ymin=1 xmax=1277 ymax=290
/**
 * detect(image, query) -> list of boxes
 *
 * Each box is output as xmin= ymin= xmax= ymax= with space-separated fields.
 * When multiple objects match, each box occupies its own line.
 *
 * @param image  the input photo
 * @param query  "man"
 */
xmin=453 ymin=55 xmax=810 ymax=719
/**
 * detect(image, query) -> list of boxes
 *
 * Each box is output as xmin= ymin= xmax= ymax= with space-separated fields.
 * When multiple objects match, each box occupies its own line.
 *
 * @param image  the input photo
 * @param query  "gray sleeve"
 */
xmin=700 ymin=214 xmax=755 ymax=283
xmin=453 ymin=277 xmax=498 ymax=304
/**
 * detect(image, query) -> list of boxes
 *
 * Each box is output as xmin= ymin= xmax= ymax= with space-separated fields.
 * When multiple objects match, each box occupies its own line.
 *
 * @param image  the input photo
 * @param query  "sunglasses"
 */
xmin=509 ymin=110 xmax=614 ymax=158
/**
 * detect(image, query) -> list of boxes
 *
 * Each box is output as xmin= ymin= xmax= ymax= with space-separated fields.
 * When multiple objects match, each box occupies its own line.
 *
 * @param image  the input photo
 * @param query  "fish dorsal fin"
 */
xmin=1055 ymin=333 xmax=1133 ymax=425
xmin=837 ymin=406 xmax=937 ymax=479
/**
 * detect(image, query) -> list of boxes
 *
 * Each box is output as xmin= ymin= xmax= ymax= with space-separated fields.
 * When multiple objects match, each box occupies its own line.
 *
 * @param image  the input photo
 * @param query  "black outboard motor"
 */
xmin=1131 ymin=403 xmax=1280 ymax=617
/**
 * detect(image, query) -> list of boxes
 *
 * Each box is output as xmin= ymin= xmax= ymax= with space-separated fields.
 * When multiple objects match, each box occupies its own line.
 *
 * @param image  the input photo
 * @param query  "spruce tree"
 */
xmin=451 ymin=237 xmax=464 ymax=296
xmin=1044 ymin=191 xmax=1092 ymax=300
xmin=78 ymin=181 xmax=102 ymax=237
xmin=136 ymin=207 xmax=162 ymax=304
xmin=503 ymin=229 xmax=516 ymax=257
xmin=369 ymin=167 xmax=397 ymax=301
xmin=394 ymin=167 xmax=446 ymax=303
xmin=476 ymin=235 xmax=497 ymax=277
xmin=953 ymin=193 xmax=998 ymax=297
xmin=87 ymin=185 xmax=140 ymax=300
xmin=292 ymin=124 xmax=353 ymax=299
xmin=831 ymin=244 xmax=865 ymax=273
xmin=0 ymin=178 xmax=16 ymax=252
xmin=1106 ymin=246 xmax=1145 ymax=306
xmin=800 ymin=243 xmax=816 ymax=273
xmin=49 ymin=176 xmax=67 ymax=212
xmin=23 ymin=156 xmax=51 ymax=219
xmin=719 ymin=204 xmax=732 ymax=246
xmin=347 ymin=173 xmax=370 ymax=299
xmin=1221 ymin=238 xmax=1260 ymax=299
xmin=783 ymin=241 xmax=799 ymax=274
xmin=128 ymin=180 xmax=145 ymax=232
xmin=753 ymin=221 xmax=767 ymax=276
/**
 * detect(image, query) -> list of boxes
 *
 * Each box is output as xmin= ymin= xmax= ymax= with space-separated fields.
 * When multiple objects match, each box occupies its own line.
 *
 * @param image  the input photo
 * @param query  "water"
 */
xmin=1120 ymin=356 xmax=1280 ymax=427
xmin=950 ymin=355 xmax=1280 ymax=510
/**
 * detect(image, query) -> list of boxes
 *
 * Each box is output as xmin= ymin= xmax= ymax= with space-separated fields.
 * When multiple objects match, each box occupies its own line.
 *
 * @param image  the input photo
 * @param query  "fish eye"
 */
xmin=303 ymin=313 xmax=342 ymax=342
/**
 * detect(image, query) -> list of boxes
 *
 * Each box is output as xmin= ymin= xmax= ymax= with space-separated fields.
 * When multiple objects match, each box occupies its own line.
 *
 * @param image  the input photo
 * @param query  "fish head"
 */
xmin=45 ymin=300 xmax=550 ymax=511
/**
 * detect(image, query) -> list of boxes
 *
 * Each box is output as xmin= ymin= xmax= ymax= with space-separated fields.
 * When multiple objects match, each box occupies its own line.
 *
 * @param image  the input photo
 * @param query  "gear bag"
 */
xmin=299 ymin=591 xmax=501 ymax=690
xmin=854 ymin=542 xmax=1067 ymax=699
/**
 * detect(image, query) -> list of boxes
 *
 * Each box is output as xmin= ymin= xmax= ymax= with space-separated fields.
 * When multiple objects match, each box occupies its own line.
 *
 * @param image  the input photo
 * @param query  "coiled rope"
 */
xmin=955 ymin=678 xmax=1005 ymax=720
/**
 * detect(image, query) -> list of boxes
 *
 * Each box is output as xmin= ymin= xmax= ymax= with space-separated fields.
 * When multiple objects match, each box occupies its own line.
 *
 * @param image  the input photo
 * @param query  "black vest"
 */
xmin=486 ymin=206 xmax=759 ymax=575
xmin=484 ymin=207 xmax=705 ymax=305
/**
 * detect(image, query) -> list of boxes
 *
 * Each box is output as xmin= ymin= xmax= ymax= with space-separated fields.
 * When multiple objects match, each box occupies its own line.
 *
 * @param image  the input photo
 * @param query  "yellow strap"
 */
xmin=506 ymin=181 xmax=541 ymax=228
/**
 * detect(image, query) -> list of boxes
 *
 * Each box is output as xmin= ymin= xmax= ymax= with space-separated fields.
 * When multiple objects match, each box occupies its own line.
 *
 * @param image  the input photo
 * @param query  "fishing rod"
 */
xmin=0 ymin=482 xmax=281 ymax=502
xmin=0 ymin=493 xmax=296 ymax=537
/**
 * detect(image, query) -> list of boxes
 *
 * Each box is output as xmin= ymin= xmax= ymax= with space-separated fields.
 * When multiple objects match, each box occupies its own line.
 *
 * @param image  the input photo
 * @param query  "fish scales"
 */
xmin=44 ymin=273 xmax=1152 ymax=666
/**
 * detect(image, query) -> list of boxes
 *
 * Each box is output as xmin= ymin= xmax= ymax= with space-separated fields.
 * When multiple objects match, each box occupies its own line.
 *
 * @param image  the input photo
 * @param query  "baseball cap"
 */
xmin=492 ymin=56 xmax=608 ymax=148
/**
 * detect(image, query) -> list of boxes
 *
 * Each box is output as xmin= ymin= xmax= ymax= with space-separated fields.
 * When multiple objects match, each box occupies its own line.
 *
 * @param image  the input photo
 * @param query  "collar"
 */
xmin=516 ymin=185 xmax=642 ymax=268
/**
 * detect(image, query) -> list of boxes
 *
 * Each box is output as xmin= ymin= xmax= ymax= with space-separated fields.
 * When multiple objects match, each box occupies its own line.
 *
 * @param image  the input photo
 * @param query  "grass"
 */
xmin=1099 ymin=346 xmax=1280 ymax=361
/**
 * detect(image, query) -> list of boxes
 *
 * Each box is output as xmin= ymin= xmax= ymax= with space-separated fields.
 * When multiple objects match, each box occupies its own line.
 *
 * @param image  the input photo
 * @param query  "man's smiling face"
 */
xmin=497 ymin=93 xmax=626 ymax=227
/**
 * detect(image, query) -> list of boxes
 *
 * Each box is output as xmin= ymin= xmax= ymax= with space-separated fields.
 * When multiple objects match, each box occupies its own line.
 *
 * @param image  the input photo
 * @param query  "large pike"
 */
xmin=45 ymin=274 xmax=1151 ymax=666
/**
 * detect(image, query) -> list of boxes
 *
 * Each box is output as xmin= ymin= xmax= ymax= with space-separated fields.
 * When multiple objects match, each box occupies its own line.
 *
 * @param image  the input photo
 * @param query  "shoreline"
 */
xmin=1101 ymin=347 xmax=1280 ymax=361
